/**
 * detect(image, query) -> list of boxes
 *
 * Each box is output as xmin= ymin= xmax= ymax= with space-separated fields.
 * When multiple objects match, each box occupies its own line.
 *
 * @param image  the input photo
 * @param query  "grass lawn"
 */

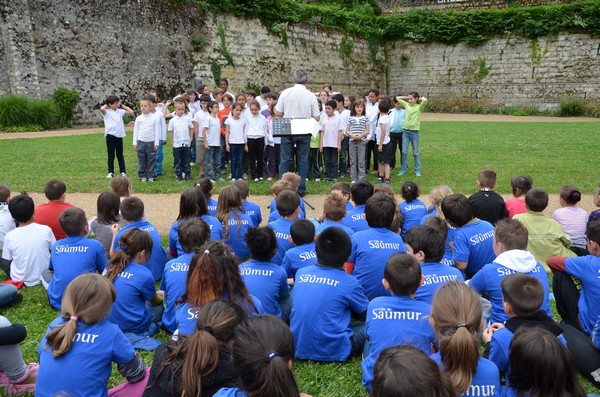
xmin=1 ymin=120 xmax=599 ymax=396
xmin=0 ymin=120 xmax=598 ymax=195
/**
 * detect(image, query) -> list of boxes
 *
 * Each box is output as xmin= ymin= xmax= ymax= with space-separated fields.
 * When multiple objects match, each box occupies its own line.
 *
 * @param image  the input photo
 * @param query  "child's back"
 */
xmin=399 ymin=181 xmax=427 ymax=239
xmin=267 ymin=190 xmax=300 ymax=265
xmin=281 ymin=219 xmax=317 ymax=281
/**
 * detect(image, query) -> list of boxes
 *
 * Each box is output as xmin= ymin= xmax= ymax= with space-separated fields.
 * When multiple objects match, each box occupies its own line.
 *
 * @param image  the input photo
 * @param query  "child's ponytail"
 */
xmin=45 ymin=274 xmax=115 ymax=358
xmin=431 ymin=281 xmax=482 ymax=395
xmin=105 ymin=228 xmax=153 ymax=282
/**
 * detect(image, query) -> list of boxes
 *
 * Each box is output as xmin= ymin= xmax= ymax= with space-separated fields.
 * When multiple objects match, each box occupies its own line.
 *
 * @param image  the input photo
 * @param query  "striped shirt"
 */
xmin=347 ymin=116 xmax=369 ymax=141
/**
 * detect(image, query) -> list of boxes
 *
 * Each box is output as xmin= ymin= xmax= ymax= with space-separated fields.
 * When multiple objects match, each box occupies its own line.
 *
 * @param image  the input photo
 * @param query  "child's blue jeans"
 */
xmin=401 ymin=129 xmax=420 ymax=174
xmin=204 ymin=146 xmax=222 ymax=180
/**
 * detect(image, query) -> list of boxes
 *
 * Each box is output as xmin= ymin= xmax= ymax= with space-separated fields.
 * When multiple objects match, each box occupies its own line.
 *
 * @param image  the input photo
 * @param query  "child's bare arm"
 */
xmin=122 ymin=105 xmax=134 ymax=116
xmin=100 ymin=104 xmax=108 ymax=115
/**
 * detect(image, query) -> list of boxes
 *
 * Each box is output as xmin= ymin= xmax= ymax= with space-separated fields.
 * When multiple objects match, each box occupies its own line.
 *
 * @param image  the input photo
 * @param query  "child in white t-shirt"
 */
xmin=169 ymin=100 xmax=194 ymax=182
xmin=202 ymin=101 xmax=224 ymax=182
xmin=99 ymin=96 xmax=134 ymax=178
xmin=374 ymin=100 xmax=392 ymax=184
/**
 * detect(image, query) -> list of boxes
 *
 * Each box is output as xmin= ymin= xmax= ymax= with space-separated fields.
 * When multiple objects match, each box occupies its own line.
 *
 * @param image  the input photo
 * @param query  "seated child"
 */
xmin=267 ymin=180 xmax=293 ymax=223
xmin=36 ymin=274 xmax=146 ymax=397
xmin=398 ymin=180 xmax=427 ymax=239
xmin=331 ymin=182 xmax=354 ymax=212
xmin=442 ymin=194 xmax=495 ymax=279
xmin=34 ymin=179 xmax=75 ymax=240
xmin=233 ymin=179 xmax=262 ymax=227
xmin=281 ymin=219 xmax=317 ymax=284
xmin=504 ymin=175 xmax=532 ymax=219
xmin=0 ymin=184 xmax=15 ymax=253
xmin=111 ymin=197 xmax=166 ymax=281
xmin=419 ymin=184 xmax=453 ymax=224
xmin=110 ymin=175 xmax=149 ymax=221
xmin=160 ymin=218 xmax=210 ymax=333
xmin=361 ymin=253 xmax=435 ymax=392
xmin=196 ymin=188 xmax=223 ymax=241
xmin=483 ymin=273 xmax=563 ymax=376
xmin=268 ymin=172 xmax=306 ymax=220
xmin=291 ymin=227 xmax=368 ymax=362
xmin=90 ymin=191 xmax=123 ymax=259
xmin=588 ymin=186 xmax=600 ymax=227
xmin=513 ymin=188 xmax=576 ymax=271
xmin=216 ymin=186 xmax=253 ymax=261
xmin=553 ymin=185 xmax=588 ymax=256
xmin=423 ymin=216 xmax=454 ymax=267
xmin=347 ymin=194 xmax=407 ymax=299
xmin=268 ymin=190 xmax=300 ymax=265
xmin=1 ymin=194 xmax=55 ymax=286
xmin=240 ymin=227 xmax=289 ymax=318
xmin=468 ymin=169 xmax=508 ymax=225
xmin=195 ymin=177 xmax=218 ymax=216
xmin=106 ymin=228 xmax=164 ymax=349
xmin=0 ymin=315 xmax=37 ymax=394
xmin=43 ymin=208 xmax=107 ymax=311
xmin=315 ymin=194 xmax=355 ymax=238
xmin=405 ymin=225 xmax=464 ymax=304
xmin=469 ymin=219 xmax=551 ymax=324
xmin=430 ymin=281 xmax=500 ymax=396
xmin=342 ymin=180 xmax=374 ymax=233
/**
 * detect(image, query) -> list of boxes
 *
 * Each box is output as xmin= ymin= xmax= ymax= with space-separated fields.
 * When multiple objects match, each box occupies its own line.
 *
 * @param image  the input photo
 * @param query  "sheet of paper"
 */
xmin=291 ymin=118 xmax=321 ymax=138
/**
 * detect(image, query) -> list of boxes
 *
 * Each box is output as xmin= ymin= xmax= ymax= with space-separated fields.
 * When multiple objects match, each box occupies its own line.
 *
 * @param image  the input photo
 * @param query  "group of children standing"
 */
xmin=2 ymin=170 xmax=600 ymax=396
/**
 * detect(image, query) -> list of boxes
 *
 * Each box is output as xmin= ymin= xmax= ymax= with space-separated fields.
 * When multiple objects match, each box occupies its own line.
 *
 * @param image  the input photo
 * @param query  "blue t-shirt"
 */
xmin=349 ymin=227 xmax=407 ymax=299
xmin=593 ymin=314 xmax=600 ymax=349
xmin=469 ymin=259 xmax=552 ymax=324
xmin=362 ymin=296 xmax=435 ymax=391
xmin=420 ymin=208 xmax=437 ymax=224
xmin=342 ymin=204 xmax=369 ymax=233
xmin=207 ymin=197 xmax=218 ymax=217
xmin=160 ymin=252 xmax=194 ymax=333
xmin=345 ymin=201 xmax=355 ymax=212
xmin=213 ymin=388 xmax=247 ymax=397
xmin=269 ymin=197 xmax=306 ymax=219
xmin=201 ymin=214 xmax=223 ymax=241
xmin=415 ymin=262 xmax=465 ymax=304
xmin=291 ymin=264 xmax=368 ymax=361
xmin=452 ymin=219 xmax=495 ymax=277
xmin=565 ymin=255 xmax=600 ymax=335
xmin=112 ymin=220 xmax=166 ymax=281
xmin=431 ymin=353 xmax=500 ymax=397
xmin=47 ymin=236 xmax=107 ymax=310
xmin=108 ymin=262 xmax=157 ymax=334
xmin=242 ymin=201 xmax=262 ymax=227
xmin=221 ymin=210 xmax=252 ymax=260
xmin=282 ymin=242 xmax=317 ymax=279
xmin=239 ymin=260 xmax=289 ymax=317
xmin=399 ymin=199 xmax=428 ymax=238
xmin=36 ymin=317 xmax=135 ymax=397
xmin=316 ymin=220 xmax=355 ymax=239
xmin=268 ymin=218 xmax=295 ymax=265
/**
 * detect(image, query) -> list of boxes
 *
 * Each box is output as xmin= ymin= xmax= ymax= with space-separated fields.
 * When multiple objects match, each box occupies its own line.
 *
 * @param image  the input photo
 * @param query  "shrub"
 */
xmin=29 ymin=99 xmax=61 ymax=129
xmin=52 ymin=87 xmax=80 ymax=126
xmin=1 ymin=124 xmax=43 ymax=132
xmin=558 ymin=97 xmax=588 ymax=117
xmin=0 ymin=95 xmax=31 ymax=127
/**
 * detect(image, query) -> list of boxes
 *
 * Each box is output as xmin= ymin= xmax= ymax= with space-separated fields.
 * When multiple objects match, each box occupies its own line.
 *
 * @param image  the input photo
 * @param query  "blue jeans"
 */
xmin=173 ymin=145 xmax=191 ymax=179
xmin=279 ymin=135 xmax=311 ymax=196
xmin=339 ymin=136 xmax=349 ymax=175
xmin=229 ymin=144 xmax=245 ymax=180
xmin=349 ymin=322 xmax=366 ymax=360
xmin=205 ymin=146 xmax=222 ymax=180
xmin=220 ymin=136 xmax=228 ymax=171
xmin=136 ymin=140 xmax=157 ymax=179
xmin=401 ymin=129 xmax=420 ymax=174
xmin=0 ymin=284 xmax=17 ymax=307
xmin=156 ymin=140 xmax=164 ymax=175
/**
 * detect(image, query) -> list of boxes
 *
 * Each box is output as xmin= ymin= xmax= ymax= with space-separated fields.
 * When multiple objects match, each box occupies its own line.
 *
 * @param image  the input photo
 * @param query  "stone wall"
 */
xmin=374 ymin=0 xmax=579 ymax=13
xmin=386 ymin=33 xmax=600 ymax=111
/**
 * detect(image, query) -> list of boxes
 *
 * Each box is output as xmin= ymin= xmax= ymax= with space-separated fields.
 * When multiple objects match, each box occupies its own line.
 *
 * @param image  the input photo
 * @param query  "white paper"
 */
xmin=291 ymin=118 xmax=321 ymax=138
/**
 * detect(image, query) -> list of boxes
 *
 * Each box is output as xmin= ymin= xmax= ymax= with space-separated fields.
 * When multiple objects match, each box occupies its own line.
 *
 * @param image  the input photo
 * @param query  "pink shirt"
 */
xmin=505 ymin=198 xmax=526 ymax=218
xmin=552 ymin=206 xmax=588 ymax=248
xmin=321 ymin=114 xmax=344 ymax=148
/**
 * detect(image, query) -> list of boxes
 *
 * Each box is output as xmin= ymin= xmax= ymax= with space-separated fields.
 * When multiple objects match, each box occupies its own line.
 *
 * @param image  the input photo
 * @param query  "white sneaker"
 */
xmin=106 ymin=172 xmax=114 ymax=178
xmin=120 ymin=172 xmax=126 ymax=177
xmin=148 ymin=178 xmax=155 ymax=182
xmin=254 ymin=178 xmax=259 ymax=182
xmin=141 ymin=178 xmax=147 ymax=182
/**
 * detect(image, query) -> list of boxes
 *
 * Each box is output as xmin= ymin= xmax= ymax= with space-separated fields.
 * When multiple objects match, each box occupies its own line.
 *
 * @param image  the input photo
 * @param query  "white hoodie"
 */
xmin=494 ymin=249 xmax=537 ymax=273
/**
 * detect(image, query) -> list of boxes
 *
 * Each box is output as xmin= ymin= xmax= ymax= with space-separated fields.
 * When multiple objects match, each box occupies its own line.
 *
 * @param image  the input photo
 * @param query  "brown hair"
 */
xmin=96 ymin=191 xmax=120 ymax=225
xmin=478 ymin=169 xmax=497 ymax=189
xmin=559 ymin=185 xmax=582 ymax=205
xmin=323 ymin=194 xmax=346 ymax=222
xmin=105 ymin=228 xmax=153 ymax=282
xmin=494 ymin=219 xmax=528 ymax=250
xmin=271 ymin=180 xmax=293 ymax=196
xmin=429 ymin=185 xmax=453 ymax=221
xmin=216 ymin=186 xmax=244 ymax=239
xmin=110 ymin=175 xmax=132 ymax=197
xmin=45 ymin=274 xmax=115 ymax=358
xmin=281 ymin=172 xmax=300 ymax=190
xmin=510 ymin=175 xmax=533 ymax=198
xmin=431 ymin=282 xmax=482 ymax=395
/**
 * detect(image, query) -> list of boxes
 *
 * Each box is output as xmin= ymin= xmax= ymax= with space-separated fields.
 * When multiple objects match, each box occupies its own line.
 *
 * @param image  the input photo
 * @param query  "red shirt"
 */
xmin=34 ymin=201 xmax=75 ymax=240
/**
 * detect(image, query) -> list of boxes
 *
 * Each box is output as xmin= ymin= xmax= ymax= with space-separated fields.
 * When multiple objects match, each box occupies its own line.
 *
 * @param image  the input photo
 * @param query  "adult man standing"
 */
xmin=274 ymin=69 xmax=320 ymax=197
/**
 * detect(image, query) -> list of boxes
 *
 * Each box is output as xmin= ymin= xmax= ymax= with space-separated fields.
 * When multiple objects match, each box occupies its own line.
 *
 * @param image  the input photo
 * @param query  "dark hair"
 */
xmin=494 ymin=219 xmax=528 ymax=250
xmin=110 ymin=175 xmax=131 ymax=197
xmin=106 ymin=95 xmax=120 ymax=105
xmin=507 ymin=327 xmax=586 ymax=397
xmin=177 ymin=188 xmax=202 ymax=221
xmin=400 ymin=181 xmax=420 ymax=202
xmin=384 ymin=253 xmax=421 ymax=296
xmin=260 ymin=86 xmax=271 ymax=94
xmin=324 ymin=100 xmax=337 ymax=109
xmin=587 ymin=221 xmax=600 ymax=245
xmin=525 ymin=188 xmax=549 ymax=212
xmin=331 ymin=93 xmax=344 ymax=103
xmin=371 ymin=345 xmax=455 ymax=397
xmin=96 ymin=192 xmax=120 ymax=225
xmin=501 ymin=273 xmax=544 ymax=316
xmin=331 ymin=182 xmax=351 ymax=198
xmin=405 ymin=225 xmax=445 ymax=263
xmin=196 ymin=177 xmax=213 ymax=197
xmin=44 ymin=179 xmax=67 ymax=201
xmin=368 ymin=89 xmax=380 ymax=96
xmin=560 ymin=185 xmax=582 ymax=205
xmin=233 ymin=179 xmax=250 ymax=199
xmin=105 ymin=228 xmax=153 ymax=282
xmin=365 ymin=194 xmax=396 ymax=228
xmin=409 ymin=91 xmax=420 ymax=100
xmin=120 ymin=196 xmax=145 ymax=222
xmin=0 ymin=184 xmax=10 ymax=202
xmin=478 ymin=169 xmax=497 ymax=189
xmin=276 ymin=190 xmax=300 ymax=217
xmin=323 ymin=194 xmax=346 ymax=222
xmin=179 ymin=218 xmax=210 ymax=253
xmin=219 ymin=78 xmax=229 ymax=86
xmin=8 ymin=194 xmax=34 ymax=223
xmin=150 ymin=300 xmax=246 ymax=397
xmin=351 ymin=180 xmax=374 ymax=205
xmin=441 ymin=194 xmax=473 ymax=228
xmin=207 ymin=101 xmax=218 ymax=111
xmin=351 ymin=99 xmax=366 ymax=117
xmin=245 ymin=227 xmax=277 ymax=262
xmin=423 ymin=216 xmax=448 ymax=241
xmin=290 ymin=219 xmax=315 ymax=246
xmin=199 ymin=94 xmax=212 ymax=103
xmin=59 ymin=207 xmax=87 ymax=237
xmin=232 ymin=315 xmax=301 ymax=397
xmin=510 ymin=175 xmax=533 ymax=198
xmin=315 ymin=227 xmax=351 ymax=268
xmin=182 ymin=241 xmax=256 ymax=314
xmin=378 ymin=100 xmax=391 ymax=114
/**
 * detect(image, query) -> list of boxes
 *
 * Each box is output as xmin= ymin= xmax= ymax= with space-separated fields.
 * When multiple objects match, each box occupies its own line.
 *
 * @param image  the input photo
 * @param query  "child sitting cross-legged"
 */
xmin=281 ymin=219 xmax=317 ymax=285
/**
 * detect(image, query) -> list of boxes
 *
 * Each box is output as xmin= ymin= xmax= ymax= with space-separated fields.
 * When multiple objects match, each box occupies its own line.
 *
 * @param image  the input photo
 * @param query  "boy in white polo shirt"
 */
xmin=133 ymin=97 xmax=161 ymax=182
xmin=169 ymin=99 xmax=194 ymax=182
xmin=99 ymin=96 xmax=134 ymax=178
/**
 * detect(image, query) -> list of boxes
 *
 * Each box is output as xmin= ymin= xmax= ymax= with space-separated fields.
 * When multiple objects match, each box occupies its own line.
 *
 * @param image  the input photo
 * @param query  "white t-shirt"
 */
xmin=152 ymin=110 xmax=167 ymax=141
xmin=275 ymin=84 xmax=320 ymax=119
xmin=336 ymin=109 xmax=351 ymax=136
xmin=103 ymin=108 xmax=126 ymax=138
xmin=132 ymin=113 xmax=160 ymax=145
xmin=0 ymin=203 xmax=15 ymax=249
xmin=203 ymin=116 xmax=221 ymax=147
xmin=246 ymin=114 xmax=268 ymax=140
xmin=193 ymin=110 xmax=209 ymax=140
xmin=225 ymin=117 xmax=247 ymax=144
xmin=2 ymin=223 xmax=55 ymax=286
xmin=374 ymin=114 xmax=390 ymax=145
xmin=168 ymin=114 xmax=194 ymax=147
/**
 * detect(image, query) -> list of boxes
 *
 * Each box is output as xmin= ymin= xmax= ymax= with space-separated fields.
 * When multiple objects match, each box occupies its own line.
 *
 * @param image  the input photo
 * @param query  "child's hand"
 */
xmin=245 ymin=144 xmax=249 ymax=152
xmin=226 ymin=144 xmax=230 ymax=152
xmin=204 ymin=142 xmax=209 ymax=149
xmin=111 ymin=224 xmax=121 ymax=236
xmin=337 ymin=145 xmax=341 ymax=153
xmin=133 ymin=144 xmax=137 ymax=150
xmin=482 ymin=323 xmax=504 ymax=343
xmin=378 ymin=145 xmax=383 ymax=152
xmin=162 ymin=140 xmax=167 ymax=145
xmin=154 ymin=145 xmax=159 ymax=151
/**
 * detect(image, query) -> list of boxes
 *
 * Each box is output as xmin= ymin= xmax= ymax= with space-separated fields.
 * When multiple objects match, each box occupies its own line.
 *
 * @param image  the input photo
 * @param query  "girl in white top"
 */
xmin=245 ymin=101 xmax=269 ymax=182
xmin=225 ymin=103 xmax=248 ymax=181
xmin=553 ymin=185 xmax=588 ymax=255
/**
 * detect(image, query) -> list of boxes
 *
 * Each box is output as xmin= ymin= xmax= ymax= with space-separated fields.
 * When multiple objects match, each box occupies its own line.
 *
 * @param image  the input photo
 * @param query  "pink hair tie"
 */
xmin=70 ymin=316 xmax=78 ymax=322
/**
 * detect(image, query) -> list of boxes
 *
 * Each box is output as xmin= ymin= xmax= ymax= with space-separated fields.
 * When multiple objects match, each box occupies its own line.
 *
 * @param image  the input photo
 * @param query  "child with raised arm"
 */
xmin=100 ymin=95 xmax=134 ymax=178
xmin=361 ymin=253 xmax=435 ymax=392
xmin=468 ymin=169 xmax=508 ymax=225
xmin=133 ymin=97 xmax=160 ymax=182
xmin=281 ymin=219 xmax=317 ymax=285
xmin=169 ymin=99 xmax=194 ymax=182
xmin=397 ymin=92 xmax=427 ymax=177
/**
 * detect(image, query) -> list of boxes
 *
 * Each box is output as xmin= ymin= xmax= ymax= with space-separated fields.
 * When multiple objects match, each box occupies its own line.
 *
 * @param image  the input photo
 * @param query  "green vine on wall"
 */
xmin=339 ymin=36 xmax=355 ymax=65
xmin=211 ymin=61 xmax=222 ymax=86
xmin=474 ymin=58 xmax=490 ymax=82
xmin=218 ymin=26 xmax=235 ymax=66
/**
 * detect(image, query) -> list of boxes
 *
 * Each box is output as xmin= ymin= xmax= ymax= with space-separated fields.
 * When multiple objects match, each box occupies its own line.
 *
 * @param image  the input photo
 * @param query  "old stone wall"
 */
xmin=374 ymin=0 xmax=579 ymax=13
xmin=386 ymin=33 xmax=600 ymax=111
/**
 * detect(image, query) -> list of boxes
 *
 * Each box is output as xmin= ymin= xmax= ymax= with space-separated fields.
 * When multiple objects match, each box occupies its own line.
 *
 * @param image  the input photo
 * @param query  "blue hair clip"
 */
xmin=265 ymin=351 xmax=278 ymax=363
xmin=119 ymin=245 xmax=128 ymax=253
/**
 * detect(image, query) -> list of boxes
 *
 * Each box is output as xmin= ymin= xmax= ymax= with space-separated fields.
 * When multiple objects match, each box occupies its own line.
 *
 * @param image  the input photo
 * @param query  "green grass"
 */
xmin=0 ymin=121 xmax=598 ymax=196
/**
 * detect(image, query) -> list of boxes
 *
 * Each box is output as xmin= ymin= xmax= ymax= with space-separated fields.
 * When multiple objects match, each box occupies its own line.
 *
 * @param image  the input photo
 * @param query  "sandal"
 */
xmin=5 ymin=363 xmax=38 ymax=395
